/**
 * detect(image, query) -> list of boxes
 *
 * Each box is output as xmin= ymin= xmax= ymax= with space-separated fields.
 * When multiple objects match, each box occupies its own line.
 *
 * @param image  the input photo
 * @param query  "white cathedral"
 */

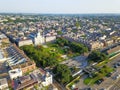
xmin=29 ymin=30 xmax=45 ymax=46
xmin=29 ymin=29 xmax=56 ymax=46
xmin=34 ymin=30 xmax=45 ymax=46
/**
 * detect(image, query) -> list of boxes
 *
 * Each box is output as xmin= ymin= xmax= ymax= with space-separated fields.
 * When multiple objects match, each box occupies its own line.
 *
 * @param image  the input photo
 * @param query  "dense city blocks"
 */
xmin=0 ymin=14 xmax=120 ymax=90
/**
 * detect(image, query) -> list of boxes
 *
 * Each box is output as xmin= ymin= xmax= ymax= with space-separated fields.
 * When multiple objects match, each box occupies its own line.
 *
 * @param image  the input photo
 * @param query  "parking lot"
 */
xmin=93 ymin=55 xmax=120 ymax=90
xmin=72 ymin=54 xmax=120 ymax=90
xmin=110 ymin=78 xmax=120 ymax=90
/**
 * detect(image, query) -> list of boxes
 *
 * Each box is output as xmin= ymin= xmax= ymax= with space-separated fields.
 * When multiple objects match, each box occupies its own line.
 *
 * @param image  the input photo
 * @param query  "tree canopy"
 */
xmin=55 ymin=37 xmax=88 ymax=54
xmin=53 ymin=64 xmax=71 ymax=84
xmin=88 ymin=51 xmax=108 ymax=62
xmin=20 ymin=45 xmax=60 ymax=67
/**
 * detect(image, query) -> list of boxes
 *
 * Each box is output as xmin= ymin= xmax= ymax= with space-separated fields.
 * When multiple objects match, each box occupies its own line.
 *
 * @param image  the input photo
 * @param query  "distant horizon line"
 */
xmin=1 ymin=12 xmax=120 ymax=15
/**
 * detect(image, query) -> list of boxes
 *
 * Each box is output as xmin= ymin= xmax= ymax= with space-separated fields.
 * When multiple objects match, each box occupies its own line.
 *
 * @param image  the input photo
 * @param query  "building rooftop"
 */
xmin=0 ymin=78 xmax=8 ymax=86
xmin=14 ymin=74 xmax=37 ymax=90
xmin=9 ymin=68 xmax=22 ymax=75
xmin=0 ymin=33 xmax=7 ymax=39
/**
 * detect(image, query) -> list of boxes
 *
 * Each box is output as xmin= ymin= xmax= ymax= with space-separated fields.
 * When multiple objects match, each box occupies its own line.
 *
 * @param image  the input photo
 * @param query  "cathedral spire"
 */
xmin=37 ymin=29 xmax=41 ymax=37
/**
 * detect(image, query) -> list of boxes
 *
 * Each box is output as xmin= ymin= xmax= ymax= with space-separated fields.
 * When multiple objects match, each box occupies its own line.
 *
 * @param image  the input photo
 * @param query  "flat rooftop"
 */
xmin=0 ymin=78 xmax=8 ymax=85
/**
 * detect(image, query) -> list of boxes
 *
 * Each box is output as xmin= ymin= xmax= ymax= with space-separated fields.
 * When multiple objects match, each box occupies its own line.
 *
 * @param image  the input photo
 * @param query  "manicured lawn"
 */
xmin=46 ymin=42 xmax=81 ymax=58
xmin=84 ymin=73 xmax=104 ymax=85
xmin=108 ymin=51 xmax=120 ymax=58
xmin=96 ymin=60 xmax=109 ymax=67
xmin=96 ymin=52 xmax=120 ymax=67
xmin=67 ymin=76 xmax=80 ymax=89
xmin=84 ymin=77 xmax=93 ymax=85
xmin=84 ymin=75 xmax=103 ymax=85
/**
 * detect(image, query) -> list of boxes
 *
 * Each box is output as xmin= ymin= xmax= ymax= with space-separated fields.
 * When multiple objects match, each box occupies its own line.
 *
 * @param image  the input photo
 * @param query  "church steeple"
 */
xmin=34 ymin=29 xmax=45 ymax=46
xmin=36 ymin=29 xmax=41 ymax=37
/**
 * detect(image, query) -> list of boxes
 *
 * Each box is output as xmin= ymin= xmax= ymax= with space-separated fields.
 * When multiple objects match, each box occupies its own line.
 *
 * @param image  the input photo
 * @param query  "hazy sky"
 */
xmin=0 ymin=0 xmax=120 ymax=14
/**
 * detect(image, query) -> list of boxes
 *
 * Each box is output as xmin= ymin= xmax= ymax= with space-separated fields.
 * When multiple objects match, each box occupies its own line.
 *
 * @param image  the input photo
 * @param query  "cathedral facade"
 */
xmin=29 ymin=30 xmax=45 ymax=46
xmin=34 ymin=31 xmax=45 ymax=46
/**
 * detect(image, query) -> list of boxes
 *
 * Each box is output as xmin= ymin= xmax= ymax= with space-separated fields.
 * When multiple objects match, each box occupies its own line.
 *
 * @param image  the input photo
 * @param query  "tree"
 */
xmin=57 ymin=31 xmax=62 ymax=35
xmin=88 ymin=51 xmax=108 ymax=62
xmin=53 ymin=64 xmax=71 ymax=84
xmin=21 ymin=45 xmax=60 ymax=68
xmin=56 ymin=37 xmax=88 ymax=54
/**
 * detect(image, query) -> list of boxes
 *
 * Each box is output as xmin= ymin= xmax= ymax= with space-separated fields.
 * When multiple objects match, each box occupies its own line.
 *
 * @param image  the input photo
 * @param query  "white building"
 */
xmin=9 ymin=68 xmax=22 ymax=80
xmin=0 ymin=78 xmax=9 ymax=90
xmin=32 ymin=69 xmax=53 ymax=87
xmin=99 ymin=35 xmax=106 ymax=40
xmin=29 ymin=30 xmax=45 ymax=46
xmin=42 ymin=72 xmax=53 ymax=86
xmin=34 ymin=31 xmax=45 ymax=46
xmin=45 ymin=36 xmax=56 ymax=43
xmin=29 ymin=30 xmax=57 ymax=46
xmin=17 ymin=39 xmax=33 ymax=47
xmin=0 ymin=49 xmax=7 ymax=62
